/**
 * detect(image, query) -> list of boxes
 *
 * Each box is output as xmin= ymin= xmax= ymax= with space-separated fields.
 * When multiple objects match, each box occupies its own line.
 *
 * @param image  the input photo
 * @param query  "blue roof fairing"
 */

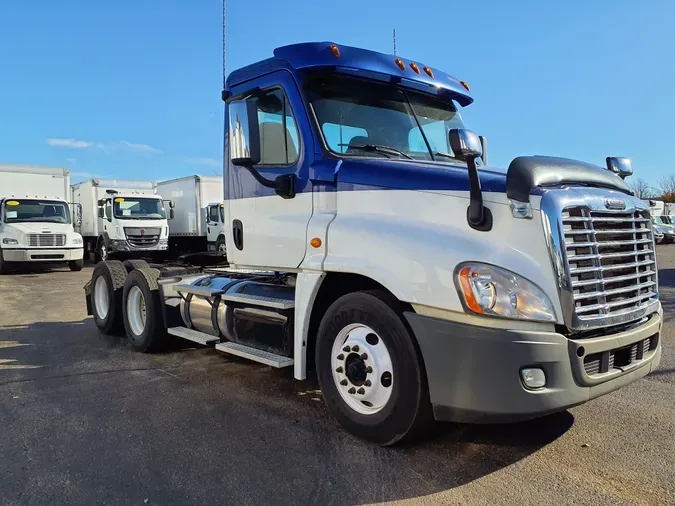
xmin=226 ymin=42 xmax=474 ymax=107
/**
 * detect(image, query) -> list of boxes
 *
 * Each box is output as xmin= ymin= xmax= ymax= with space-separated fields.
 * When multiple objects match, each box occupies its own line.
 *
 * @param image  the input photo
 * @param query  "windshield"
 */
xmin=652 ymin=216 xmax=665 ymax=225
xmin=113 ymin=197 xmax=166 ymax=220
xmin=2 ymin=199 xmax=71 ymax=224
xmin=306 ymin=75 xmax=467 ymax=163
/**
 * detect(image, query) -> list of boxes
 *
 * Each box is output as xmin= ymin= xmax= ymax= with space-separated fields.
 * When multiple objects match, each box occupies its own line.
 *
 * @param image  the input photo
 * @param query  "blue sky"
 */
xmin=0 ymin=0 xmax=673 ymax=186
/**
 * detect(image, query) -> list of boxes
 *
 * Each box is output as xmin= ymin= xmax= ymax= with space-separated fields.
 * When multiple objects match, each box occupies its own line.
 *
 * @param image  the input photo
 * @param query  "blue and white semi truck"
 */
xmin=85 ymin=42 xmax=661 ymax=445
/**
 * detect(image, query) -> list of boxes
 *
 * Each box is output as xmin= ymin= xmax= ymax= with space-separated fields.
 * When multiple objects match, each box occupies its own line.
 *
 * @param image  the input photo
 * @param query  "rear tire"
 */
xmin=315 ymin=290 xmax=432 ymax=446
xmin=91 ymin=260 xmax=127 ymax=334
xmin=69 ymin=259 xmax=84 ymax=271
xmin=122 ymin=268 xmax=165 ymax=352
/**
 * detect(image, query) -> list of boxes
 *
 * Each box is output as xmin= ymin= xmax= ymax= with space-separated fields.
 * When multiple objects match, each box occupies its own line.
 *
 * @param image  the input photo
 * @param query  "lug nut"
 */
xmin=366 ymin=366 xmax=373 ymax=373
xmin=340 ymin=379 xmax=348 ymax=386
xmin=360 ymin=353 xmax=368 ymax=360
xmin=337 ymin=354 xmax=344 ymax=360
xmin=348 ymin=387 xmax=356 ymax=394
xmin=357 ymin=387 xmax=365 ymax=395
xmin=343 ymin=346 xmax=351 ymax=353
xmin=336 ymin=366 xmax=343 ymax=373
xmin=352 ymin=345 xmax=360 ymax=352
xmin=365 ymin=380 xmax=372 ymax=387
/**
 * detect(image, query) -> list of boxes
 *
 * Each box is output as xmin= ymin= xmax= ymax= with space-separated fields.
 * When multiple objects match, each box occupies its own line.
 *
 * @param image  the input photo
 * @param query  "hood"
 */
xmin=4 ymin=222 xmax=74 ymax=234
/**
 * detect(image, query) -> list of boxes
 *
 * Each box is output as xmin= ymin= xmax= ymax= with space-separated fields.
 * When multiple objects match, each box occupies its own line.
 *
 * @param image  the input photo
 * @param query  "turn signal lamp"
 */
xmin=310 ymin=237 xmax=322 ymax=248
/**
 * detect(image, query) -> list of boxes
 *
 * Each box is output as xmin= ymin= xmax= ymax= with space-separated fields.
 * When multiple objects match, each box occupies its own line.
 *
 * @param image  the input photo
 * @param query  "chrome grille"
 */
xmin=124 ymin=227 xmax=160 ymax=248
xmin=562 ymin=208 xmax=657 ymax=322
xmin=27 ymin=234 xmax=66 ymax=247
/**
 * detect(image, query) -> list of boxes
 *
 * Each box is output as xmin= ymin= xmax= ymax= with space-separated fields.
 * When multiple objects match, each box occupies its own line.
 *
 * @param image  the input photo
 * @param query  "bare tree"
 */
xmin=629 ymin=178 xmax=654 ymax=199
xmin=658 ymin=175 xmax=675 ymax=202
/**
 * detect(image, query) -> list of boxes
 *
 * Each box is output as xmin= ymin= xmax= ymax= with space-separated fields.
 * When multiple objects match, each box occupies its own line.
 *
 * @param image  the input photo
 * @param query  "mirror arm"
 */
xmin=466 ymin=156 xmax=493 ymax=232
xmin=240 ymin=165 xmax=296 ymax=199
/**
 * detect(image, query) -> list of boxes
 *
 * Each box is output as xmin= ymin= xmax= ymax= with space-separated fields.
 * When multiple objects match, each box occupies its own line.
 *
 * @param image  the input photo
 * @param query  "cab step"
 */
xmin=220 ymin=292 xmax=295 ymax=310
xmin=167 ymin=327 xmax=220 ymax=345
xmin=215 ymin=341 xmax=294 ymax=368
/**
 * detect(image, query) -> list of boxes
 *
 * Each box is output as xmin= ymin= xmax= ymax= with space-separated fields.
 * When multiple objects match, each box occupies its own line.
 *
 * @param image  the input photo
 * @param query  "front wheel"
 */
xmin=315 ymin=290 xmax=432 ymax=446
xmin=216 ymin=236 xmax=226 ymax=254
xmin=0 ymin=249 xmax=11 ymax=275
xmin=96 ymin=240 xmax=109 ymax=263
xmin=69 ymin=259 xmax=84 ymax=271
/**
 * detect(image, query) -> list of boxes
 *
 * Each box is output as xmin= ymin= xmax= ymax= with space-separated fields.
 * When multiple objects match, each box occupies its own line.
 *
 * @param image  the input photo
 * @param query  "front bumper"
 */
xmin=405 ymin=311 xmax=662 ymax=423
xmin=1 ymin=247 xmax=84 ymax=262
xmin=110 ymin=240 xmax=168 ymax=253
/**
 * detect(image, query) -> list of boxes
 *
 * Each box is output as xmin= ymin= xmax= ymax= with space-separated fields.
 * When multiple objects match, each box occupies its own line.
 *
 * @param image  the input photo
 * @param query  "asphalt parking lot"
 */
xmin=1 ymin=255 xmax=674 ymax=506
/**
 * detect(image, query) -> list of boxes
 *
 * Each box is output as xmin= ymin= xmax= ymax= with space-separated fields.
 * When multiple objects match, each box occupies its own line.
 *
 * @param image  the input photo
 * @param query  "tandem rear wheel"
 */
xmin=315 ymin=290 xmax=433 ymax=446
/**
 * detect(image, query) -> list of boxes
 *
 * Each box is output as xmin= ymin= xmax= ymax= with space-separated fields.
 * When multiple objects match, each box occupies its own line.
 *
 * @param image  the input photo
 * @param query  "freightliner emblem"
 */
xmin=605 ymin=198 xmax=626 ymax=210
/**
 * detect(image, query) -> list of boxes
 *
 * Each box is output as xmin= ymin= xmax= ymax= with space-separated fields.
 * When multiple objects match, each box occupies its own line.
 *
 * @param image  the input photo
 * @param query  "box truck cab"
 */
xmin=72 ymin=179 xmax=172 ymax=262
xmin=85 ymin=42 xmax=662 ymax=446
xmin=0 ymin=164 xmax=84 ymax=274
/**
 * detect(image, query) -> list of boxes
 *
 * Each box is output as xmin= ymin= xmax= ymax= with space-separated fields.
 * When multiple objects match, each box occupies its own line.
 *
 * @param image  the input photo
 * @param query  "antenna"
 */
xmin=393 ymin=28 xmax=396 ymax=55
xmin=222 ymin=0 xmax=227 ymax=87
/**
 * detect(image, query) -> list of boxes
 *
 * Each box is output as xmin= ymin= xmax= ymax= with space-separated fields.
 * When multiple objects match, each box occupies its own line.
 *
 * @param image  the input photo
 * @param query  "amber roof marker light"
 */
xmin=460 ymin=80 xmax=471 ymax=92
xmin=395 ymin=58 xmax=406 ymax=71
xmin=330 ymin=44 xmax=341 ymax=58
xmin=423 ymin=66 xmax=434 ymax=78
xmin=409 ymin=62 xmax=421 ymax=74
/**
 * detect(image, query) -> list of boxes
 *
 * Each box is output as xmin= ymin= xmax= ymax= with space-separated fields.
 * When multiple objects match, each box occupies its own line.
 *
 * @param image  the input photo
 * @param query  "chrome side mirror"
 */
xmin=449 ymin=129 xmax=483 ymax=161
xmin=229 ymin=100 xmax=261 ymax=166
xmin=606 ymin=157 xmax=633 ymax=179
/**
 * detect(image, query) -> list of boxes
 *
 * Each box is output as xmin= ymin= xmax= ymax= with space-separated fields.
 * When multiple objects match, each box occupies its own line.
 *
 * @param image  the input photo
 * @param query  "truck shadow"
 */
xmin=0 ymin=319 xmax=573 ymax=504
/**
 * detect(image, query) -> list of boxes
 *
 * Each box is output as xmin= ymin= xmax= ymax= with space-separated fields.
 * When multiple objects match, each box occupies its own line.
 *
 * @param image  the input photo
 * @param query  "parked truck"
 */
xmin=84 ymin=42 xmax=661 ymax=445
xmin=0 ymin=164 xmax=84 ymax=274
xmin=156 ymin=175 xmax=226 ymax=256
xmin=71 ymin=178 xmax=173 ymax=262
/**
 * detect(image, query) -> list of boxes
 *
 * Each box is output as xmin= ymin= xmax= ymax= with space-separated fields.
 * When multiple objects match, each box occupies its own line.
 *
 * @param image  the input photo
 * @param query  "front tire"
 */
xmin=122 ymin=268 xmax=165 ymax=352
xmin=316 ymin=290 xmax=432 ymax=446
xmin=0 ymin=249 xmax=11 ymax=275
xmin=91 ymin=260 xmax=127 ymax=334
xmin=69 ymin=259 xmax=84 ymax=271
xmin=96 ymin=239 xmax=109 ymax=263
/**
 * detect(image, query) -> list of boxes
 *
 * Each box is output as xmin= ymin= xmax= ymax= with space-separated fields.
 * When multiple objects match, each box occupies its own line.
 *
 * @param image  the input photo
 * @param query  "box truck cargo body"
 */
xmin=71 ymin=178 xmax=171 ymax=262
xmin=0 ymin=164 xmax=84 ymax=273
xmin=157 ymin=175 xmax=226 ymax=254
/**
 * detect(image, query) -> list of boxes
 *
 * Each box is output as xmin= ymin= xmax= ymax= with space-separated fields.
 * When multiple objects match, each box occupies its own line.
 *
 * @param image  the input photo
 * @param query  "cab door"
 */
xmin=225 ymin=71 xmax=314 ymax=269
xmin=205 ymin=204 xmax=220 ymax=248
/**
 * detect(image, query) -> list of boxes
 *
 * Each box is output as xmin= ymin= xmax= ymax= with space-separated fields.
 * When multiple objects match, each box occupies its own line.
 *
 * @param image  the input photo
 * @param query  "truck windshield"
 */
xmin=306 ymin=75 xmax=467 ymax=163
xmin=2 ymin=199 xmax=71 ymax=224
xmin=113 ymin=198 xmax=166 ymax=220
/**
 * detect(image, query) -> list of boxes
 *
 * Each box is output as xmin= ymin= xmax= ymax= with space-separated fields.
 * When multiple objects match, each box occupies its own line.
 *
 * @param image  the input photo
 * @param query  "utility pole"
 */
xmin=223 ymin=0 xmax=227 ymax=87
xmin=393 ymin=28 xmax=396 ymax=56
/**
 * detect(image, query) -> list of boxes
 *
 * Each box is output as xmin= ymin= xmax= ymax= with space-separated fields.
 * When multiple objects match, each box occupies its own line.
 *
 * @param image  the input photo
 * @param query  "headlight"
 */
xmin=456 ymin=263 xmax=556 ymax=322
xmin=72 ymin=237 xmax=83 ymax=245
xmin=2 ymin=238 xmax=19 ymax=245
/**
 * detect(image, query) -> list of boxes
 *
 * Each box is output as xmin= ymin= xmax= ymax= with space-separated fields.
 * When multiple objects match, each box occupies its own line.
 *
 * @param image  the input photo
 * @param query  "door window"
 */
xmin=252 ymin=88 xmax=300 ymax=165
xmin=208 ymin=205 xmax=219 ymax=223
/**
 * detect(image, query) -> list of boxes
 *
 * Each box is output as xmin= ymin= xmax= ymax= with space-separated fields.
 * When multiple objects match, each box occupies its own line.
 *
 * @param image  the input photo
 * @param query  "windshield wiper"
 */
xmin=342 ymin=144 xmax=414 ymax=160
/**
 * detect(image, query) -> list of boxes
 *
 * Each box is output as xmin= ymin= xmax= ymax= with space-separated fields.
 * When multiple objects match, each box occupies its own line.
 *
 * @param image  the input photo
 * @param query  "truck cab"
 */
xmin=96 ymin=193 xmax=172 ymax=261
xmin=0 ymin=198 xmax=84 ymax=273
xmin=85 ymin=42 xmax=662 ymax=445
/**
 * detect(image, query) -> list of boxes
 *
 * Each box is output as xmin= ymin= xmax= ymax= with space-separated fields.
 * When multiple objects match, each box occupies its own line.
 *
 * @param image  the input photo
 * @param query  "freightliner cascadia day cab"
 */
xmin=156 ymin=175 xmax=227 ymax=256
xmin=0 ymin=164 xmax=84 ymax=274
xmin=72 ymin=178 xmax=173 ymax=262
xmin=84 ymin=42 xmax=661 ymax=445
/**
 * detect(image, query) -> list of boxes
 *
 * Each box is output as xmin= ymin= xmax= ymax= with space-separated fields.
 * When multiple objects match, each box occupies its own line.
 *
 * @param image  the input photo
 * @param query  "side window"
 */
xmin=321 ymin=123 xmax=369 ymax=153
xmin=254 ymin=89 xmax=299 ymax=165
xmin=208 ymin=205 xmax=219 ymax=223
xmin=104 ymin=199 xmax=112 ymax=219
xmin=218 ymin=204 xmax=224 ymax=223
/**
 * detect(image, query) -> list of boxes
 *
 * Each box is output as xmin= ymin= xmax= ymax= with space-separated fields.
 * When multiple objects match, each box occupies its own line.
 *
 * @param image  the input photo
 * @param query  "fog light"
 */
xmin=521 ymin=368 xmax=546 ymax=389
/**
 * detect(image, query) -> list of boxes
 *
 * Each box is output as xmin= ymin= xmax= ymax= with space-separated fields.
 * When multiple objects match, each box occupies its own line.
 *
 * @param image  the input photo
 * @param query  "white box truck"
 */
xmin=71 ymin=178 xmax=173 ymax=262
xmin=0 ymin=164 xmax=84 ymax=274
xmin=157 ymin=175 xmax=226 ymax=255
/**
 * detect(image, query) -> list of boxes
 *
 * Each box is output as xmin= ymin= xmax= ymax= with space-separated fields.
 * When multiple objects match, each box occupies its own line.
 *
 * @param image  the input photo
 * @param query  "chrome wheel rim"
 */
xmin=126 ymin=286 xmax=146 ymax=336
xmin=331 ymin=323 xmax=394 ymax=415
xmin=94 ymin=276 xmax=109 ymax=319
